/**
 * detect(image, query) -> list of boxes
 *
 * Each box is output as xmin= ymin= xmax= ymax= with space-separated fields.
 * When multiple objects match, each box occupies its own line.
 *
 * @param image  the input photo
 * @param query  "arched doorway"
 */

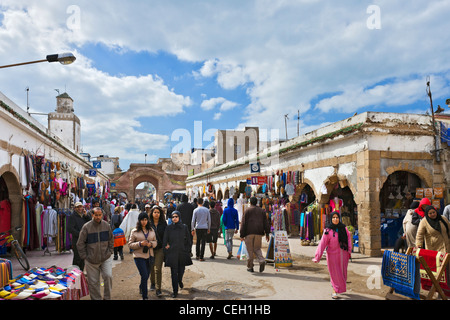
xmin=379 ymin=170 xmax=425 ymax=248
xmin=289 ymin=182 xmax=317 ymax=237
xmin=135 ymin=182 xmax=156 ymax=202
xmin=0 ymin=168 xmax=22 ymax=242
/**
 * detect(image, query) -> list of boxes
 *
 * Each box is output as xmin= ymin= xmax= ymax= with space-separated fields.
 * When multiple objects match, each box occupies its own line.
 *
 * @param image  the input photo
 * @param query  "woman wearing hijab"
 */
xmin=312 ymin=211 xmax=352 ymax=299
xmin=411 ymin=197 xmax=432 ymax=226
xmin=163 ymin=210 xmax=193 ymax=298
xmin=128 ymin=212 xmax=157 ymax=300
xmin=416 ymin=205 xmax=450 ymax=253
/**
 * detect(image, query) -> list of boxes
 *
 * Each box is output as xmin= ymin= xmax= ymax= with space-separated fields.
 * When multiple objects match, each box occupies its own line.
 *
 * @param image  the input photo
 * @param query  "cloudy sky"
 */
xmin=0 ymin=0 xmax=449 ymax=171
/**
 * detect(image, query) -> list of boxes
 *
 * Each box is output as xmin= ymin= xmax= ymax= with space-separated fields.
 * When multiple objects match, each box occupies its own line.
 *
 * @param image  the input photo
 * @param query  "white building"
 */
xmin=0 ymin=90 xmax=110 ymax=243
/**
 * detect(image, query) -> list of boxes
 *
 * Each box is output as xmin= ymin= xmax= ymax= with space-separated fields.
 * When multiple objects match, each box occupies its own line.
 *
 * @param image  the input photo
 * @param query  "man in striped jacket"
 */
xmin=77 ymin=207 xmax=114 ymax=300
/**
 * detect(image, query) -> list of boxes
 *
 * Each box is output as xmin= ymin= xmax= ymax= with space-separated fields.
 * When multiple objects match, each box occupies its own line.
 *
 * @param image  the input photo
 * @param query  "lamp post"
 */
xmin=0 ymin=52 xmax=76 ymax=69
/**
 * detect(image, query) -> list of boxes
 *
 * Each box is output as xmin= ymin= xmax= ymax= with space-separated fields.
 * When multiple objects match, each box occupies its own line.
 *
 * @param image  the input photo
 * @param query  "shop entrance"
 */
xmin=326 ymin=184 xmax=357 ymax=229
xmin=379 ymin=170 xmax=425 ymax=248
xmin=0 ymin=171 xmax=21 ymax=241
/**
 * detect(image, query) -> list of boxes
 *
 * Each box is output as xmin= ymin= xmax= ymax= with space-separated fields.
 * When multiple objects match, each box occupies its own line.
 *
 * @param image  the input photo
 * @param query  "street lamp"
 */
xmin=0 ymin=52 xmax=76 ymax=69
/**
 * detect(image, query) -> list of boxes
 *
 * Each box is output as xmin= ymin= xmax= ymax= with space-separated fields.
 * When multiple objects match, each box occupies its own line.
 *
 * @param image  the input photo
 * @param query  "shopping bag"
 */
xmin=237 ymin=241 xmax=243 ymax=259
xmin=239 ymin=241 xmax=248 ymax=261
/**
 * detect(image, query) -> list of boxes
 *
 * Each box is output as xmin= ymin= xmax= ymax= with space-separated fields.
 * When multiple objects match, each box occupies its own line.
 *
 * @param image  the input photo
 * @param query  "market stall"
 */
xmin=0 ymin=265 xmax=88 ymax=300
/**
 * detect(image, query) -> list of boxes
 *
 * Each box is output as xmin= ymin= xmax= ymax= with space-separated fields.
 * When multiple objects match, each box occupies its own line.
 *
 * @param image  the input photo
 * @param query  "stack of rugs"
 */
xmin=0 ymin=266 xmax=88 ymax=300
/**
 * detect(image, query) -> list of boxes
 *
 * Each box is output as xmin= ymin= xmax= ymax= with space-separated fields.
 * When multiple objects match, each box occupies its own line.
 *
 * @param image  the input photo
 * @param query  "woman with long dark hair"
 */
xmin=312 ymin=211 xmax=352 ymax=299
xmin=149 ymin=205 xmax=167 ymax=297
xmin=128 ymin=212 xmax=157 ymax=300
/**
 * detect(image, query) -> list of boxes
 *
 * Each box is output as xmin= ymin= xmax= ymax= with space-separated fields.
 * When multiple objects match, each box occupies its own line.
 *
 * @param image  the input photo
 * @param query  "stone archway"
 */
xmin=0 ymin=165 xmax=23 ymax=241
xmin=111 ymin=163 xmax=186 ymax=202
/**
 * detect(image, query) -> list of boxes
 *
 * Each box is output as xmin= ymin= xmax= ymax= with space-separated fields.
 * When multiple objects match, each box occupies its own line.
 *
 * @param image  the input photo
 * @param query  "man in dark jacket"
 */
xmin=177 ymin=194 xmax=194 ymax=255
xmin=67 ymin=202 xmax=91 ymax=271
xmin=240 ymin=197 xmax=270 ymax=273
xmin=77 ymin=207 xmax=114 ymax=300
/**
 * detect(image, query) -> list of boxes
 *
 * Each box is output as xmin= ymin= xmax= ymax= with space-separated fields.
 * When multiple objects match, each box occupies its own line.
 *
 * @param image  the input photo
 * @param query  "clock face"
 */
xmin=252 ymin=163 xmax=259 ymax=171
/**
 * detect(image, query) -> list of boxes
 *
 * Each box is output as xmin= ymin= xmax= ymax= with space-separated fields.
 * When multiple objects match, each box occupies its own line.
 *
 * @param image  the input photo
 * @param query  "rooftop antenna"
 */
xmin=284 ymin=113 xmax=289 ymax=140
xmin=295 ymin=109 xmax=300 ymax=136
xmin=26 ymin=87 xmax=29 ymax=114
xmin=426 ymin=76 xmax=440 ymax=162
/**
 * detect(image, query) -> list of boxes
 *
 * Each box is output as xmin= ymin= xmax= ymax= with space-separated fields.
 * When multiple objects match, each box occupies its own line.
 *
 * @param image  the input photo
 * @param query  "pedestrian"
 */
xmin=312 ymin=211 xmax=352 ymax=299
xmin=119 ymin=203 xmax=141 ymax=245
xmin=111 ymin=205 xmax=123 ymax=230
xmin=191 ymin=198 xmax=211 ymax=261
xmin=207 ymin=200 xmax=221 ymax=259
xmin=222 ymin=198 xmax=240 ymax=259
xmin=163 ymin=211 xmax=192 ymax=298
xmin=87 ymin=200 xmax=108 ymax=221
xmin=167 ymin=202 xmax=175 ymax=225
xmin=112 ymin=221 xmax=126 ymax=260
xmin=128 ymin=212 xmax=157 ymax=300
xmin=443 ymin=203 xmax=450 ymax=222
xmin=67 ymin=202 xmax=91 ymax=271
xmin=240 ymin=197 xmax=270 ymax=273
xmin=76 ymin=207 xmax=114 ymax=300
xmin=177 ymin=194 xmax=194 ymax=256
xmin=149 ymin=205 xmax=167 ymax=297
xmin=416 ymin=205 xmax=450 ymax=253
xmin=412 ymin=197 xmax=432 ymax=226
xmin=402 ymin=200 xmax=420 ymax=249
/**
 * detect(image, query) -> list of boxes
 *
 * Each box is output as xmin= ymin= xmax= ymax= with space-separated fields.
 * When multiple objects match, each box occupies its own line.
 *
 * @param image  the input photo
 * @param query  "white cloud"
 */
xmin=1 ymin=0 xmax=450 ymax=163
xmin=200 ymin=97 xmax=239 ymax=113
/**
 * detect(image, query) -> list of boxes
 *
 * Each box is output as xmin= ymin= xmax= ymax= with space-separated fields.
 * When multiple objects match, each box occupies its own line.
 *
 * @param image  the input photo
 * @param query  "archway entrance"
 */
xmin=0 ymin=170 xmax=22 ymax=242
xmin=289 ymin=182 xmax=317 ymax=237
xmin=112 ymin=164 xmax=186 ymax=204
xmin=135 ymin=182 xmax=156 ymax=202
xmin=379 ymin=170 xmax=425 ymax=248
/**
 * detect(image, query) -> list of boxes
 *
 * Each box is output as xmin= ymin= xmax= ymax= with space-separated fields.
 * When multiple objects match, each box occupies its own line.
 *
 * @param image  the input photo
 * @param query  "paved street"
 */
xmin=7 ymin=234 xmax=387 ymax=301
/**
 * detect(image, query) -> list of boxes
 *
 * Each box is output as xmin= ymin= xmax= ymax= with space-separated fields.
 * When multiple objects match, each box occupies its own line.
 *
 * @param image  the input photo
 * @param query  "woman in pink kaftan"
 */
xmin=312 ymin=211 xmax=352 ymax=298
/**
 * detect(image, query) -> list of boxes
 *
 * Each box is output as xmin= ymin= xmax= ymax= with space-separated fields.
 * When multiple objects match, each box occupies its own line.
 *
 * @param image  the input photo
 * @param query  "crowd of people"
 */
xmin=67 ymin=194 xmax=271 ymax=300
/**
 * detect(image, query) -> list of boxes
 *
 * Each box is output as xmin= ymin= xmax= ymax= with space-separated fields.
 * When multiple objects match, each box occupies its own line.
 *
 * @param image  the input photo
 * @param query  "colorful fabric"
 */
xmin=0 ymin=259 xmax=12 ymax=289
xmin=412 ymin=248 xmax=450 ymax=296
xmin=382 ymin=250 xmax=421 ymax=299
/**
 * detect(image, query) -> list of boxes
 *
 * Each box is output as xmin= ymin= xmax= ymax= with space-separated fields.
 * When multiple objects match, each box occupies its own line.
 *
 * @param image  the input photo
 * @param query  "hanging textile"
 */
xmin=22 ymin=195 xmax=39 ymax=250
xmin=35 ymin=202 xmax=44 ymax=250
xmin=0 ymin=258 xmax=13 ymax=289
xmin=0 ymin=199 xmax=11 ymax=233
xmin=382 ymin=250 xmax=421 ymax=300
xmin=56 ymin=209 xmax=72 ymax=253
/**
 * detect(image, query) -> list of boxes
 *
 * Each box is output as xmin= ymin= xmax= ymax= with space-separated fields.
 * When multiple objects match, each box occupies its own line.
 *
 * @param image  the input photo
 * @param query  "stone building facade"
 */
xmin=186 ymin=112 xmax=448 ymax=257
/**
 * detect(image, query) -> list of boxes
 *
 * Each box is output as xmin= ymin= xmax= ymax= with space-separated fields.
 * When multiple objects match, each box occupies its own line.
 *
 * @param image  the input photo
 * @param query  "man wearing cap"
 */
xmin=67 ymin=202 xmax=91 ymax=271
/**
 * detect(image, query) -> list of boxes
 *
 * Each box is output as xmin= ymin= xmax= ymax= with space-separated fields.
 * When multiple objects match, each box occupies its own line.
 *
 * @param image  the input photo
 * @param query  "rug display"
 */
xmin=382 ymin=250 xmax=421 ymax=300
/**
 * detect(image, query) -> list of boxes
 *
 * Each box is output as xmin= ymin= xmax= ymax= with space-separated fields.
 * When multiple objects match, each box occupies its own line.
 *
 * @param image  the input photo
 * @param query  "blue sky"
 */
xmin=0 ymin=1 xmax=449 ymax=171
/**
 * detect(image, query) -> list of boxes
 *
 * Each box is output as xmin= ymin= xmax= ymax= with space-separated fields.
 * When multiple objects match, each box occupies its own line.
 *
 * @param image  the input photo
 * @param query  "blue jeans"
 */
xmin=225 ymin=229 xmax=235 ymax=253
xmin=134 ymin=257 xmax=154 ymax=299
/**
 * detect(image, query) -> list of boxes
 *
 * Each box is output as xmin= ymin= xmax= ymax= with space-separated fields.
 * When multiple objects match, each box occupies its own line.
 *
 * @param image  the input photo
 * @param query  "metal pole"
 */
xmin=0 ymin=59 xmax=47 ymax=69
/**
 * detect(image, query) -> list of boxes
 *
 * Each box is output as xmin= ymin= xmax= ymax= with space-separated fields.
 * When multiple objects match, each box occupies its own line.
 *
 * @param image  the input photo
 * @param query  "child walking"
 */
xmin=113 ymin=221 xmax=126 ymax=260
